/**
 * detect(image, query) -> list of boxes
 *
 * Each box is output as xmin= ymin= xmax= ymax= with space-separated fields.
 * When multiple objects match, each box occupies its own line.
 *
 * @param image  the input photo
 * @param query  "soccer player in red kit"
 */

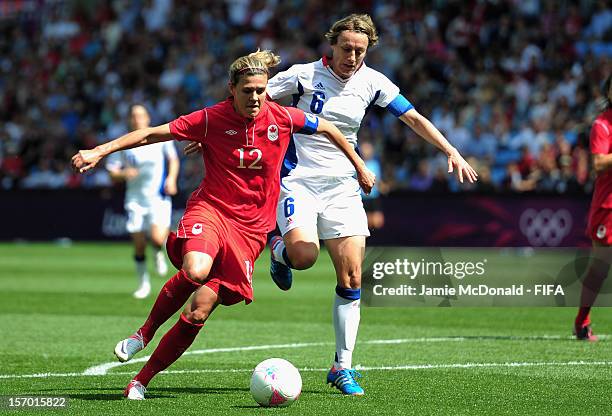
xmin=71 ymin=50 xmax=375 ymax=399
xmin=574 ymin=73 xmax=612 ymax=341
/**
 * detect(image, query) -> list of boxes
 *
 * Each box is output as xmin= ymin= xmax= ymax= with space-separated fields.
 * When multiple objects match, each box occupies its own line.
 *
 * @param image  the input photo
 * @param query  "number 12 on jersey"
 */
xmin=237 ymin=148 xmax=262 ymax=170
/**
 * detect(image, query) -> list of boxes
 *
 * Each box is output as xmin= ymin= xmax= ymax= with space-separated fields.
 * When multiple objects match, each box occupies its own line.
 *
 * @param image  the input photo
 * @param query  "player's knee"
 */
xmin=339 ymin=269 xmax=361 ymax=289
xmin=287 ymin=243 xmax=318 ymax=270
xmin=183 ymin=265 xmax=209 ymax=284
xmin=151 ymin=238 xmax=164 ymax=250
xmin=290 ymin=252 xmax=318 ymax=270
xmin=183 ymin=309 xmax=210 ymax=324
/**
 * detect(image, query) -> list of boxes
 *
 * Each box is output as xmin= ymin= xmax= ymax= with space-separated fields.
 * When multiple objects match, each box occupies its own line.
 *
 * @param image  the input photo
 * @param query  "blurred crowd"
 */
xmin=0 ymin=0 xmax=611 ymax=200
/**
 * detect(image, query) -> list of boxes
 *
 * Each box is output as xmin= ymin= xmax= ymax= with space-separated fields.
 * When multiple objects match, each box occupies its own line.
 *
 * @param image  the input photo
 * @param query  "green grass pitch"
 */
xmin=0 ymin=242 xmax=611 ymax=415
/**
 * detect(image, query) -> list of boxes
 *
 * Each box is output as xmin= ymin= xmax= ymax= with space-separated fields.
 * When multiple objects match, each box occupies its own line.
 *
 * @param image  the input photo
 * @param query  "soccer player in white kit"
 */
xmin=106 ymin=104 xmax=180 ymax=299
xmin=265 ymin=14 xmax=478 ymax=395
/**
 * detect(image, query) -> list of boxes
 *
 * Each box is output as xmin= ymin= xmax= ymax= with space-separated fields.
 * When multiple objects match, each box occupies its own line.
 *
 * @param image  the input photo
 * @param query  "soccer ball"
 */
xmin=250 ymin=358 xmax=302 ymax=407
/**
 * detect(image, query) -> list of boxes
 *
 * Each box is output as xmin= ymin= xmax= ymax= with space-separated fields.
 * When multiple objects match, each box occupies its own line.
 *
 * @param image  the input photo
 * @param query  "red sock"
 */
xmin=139 ymin=270 xmax=201 ymax=344
xmin=575 ymin=258 xmax=610 ymax=328
xmin=575 ymin=307 xmax=591 ymax=328
xmin=135 ymin=314 xmax=203 ymax=387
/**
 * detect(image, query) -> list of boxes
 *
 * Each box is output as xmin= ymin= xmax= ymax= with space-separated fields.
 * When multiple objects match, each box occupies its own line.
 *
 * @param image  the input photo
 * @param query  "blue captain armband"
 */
xmin=298 ymin=112 xmax=319 ymax=134
xmin=386 ymin=94 xmax=414 ymax=117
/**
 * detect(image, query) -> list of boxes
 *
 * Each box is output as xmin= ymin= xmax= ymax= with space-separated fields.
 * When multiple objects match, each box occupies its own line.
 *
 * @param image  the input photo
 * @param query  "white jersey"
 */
xmin=267 ymin=57 xmax=403 ymax=177
xmin=106 ymin=141 xmax=178 ymax=205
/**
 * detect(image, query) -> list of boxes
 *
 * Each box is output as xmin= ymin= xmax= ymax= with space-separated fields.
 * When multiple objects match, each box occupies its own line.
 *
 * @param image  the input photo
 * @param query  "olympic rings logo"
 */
xmin=519 ymin=208 xmax=573 ymax=246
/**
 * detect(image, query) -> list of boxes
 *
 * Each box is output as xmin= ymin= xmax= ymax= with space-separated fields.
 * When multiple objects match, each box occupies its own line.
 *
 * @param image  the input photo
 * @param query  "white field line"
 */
xmin=83 ymin=337 xmax=468 ymax=376
xmin=0 ymin=336 xmax=608 ymax=380
xmin=2 ymin=361 xmax=612 ymax=380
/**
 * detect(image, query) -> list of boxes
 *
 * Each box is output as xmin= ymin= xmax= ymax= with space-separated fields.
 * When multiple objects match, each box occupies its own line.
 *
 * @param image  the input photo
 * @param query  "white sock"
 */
xmin=333 ymin=290 xmax=361 ymax=369
xmin=271 ymin=237 xmax=287 ymax=266
xmin=135 ymin=259 xmax=150 ymax=286
xmin=154 ymin=248 xmax=163 ymax=261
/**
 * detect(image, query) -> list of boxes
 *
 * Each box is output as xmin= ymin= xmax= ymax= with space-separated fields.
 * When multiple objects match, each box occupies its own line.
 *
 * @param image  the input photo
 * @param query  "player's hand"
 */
xmin=123 ymin=167 xmax=139 ymax=180
xmin=71 ymin=148 xmax=103 ymax=173
xmin=184 ymin=142 xmax=202 ymax=156
xmin=164 ymin=179 xmax=178 ymax=196
xmin=357 ymin=166 xmax=376 ymax=194
xmin=447 ymin=148 xmax=478 ymax=183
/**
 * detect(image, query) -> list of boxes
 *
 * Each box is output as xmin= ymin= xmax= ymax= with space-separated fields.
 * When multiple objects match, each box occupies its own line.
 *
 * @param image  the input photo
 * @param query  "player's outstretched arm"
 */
xmin=399 ymin=109 xmax=478 ymax=184
xmin=71 ymin=124 xmax=173 ymax=174
xmin=316 ymin=117 xmax=376 ymax=194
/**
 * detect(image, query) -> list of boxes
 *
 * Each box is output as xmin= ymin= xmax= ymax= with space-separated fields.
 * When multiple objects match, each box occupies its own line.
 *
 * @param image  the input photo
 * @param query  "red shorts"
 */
xmin=587 ymin=207 xmax=612 ymax=245
xmin=175 ymin=201 xmax=267 ymax=306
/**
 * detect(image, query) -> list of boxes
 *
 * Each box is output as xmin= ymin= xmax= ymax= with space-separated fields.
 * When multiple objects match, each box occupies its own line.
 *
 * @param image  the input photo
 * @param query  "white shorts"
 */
xmin=125 ymin=198 xmax=172 ymax=234
xmin=277 ymin=175 xmax=369 ymax=240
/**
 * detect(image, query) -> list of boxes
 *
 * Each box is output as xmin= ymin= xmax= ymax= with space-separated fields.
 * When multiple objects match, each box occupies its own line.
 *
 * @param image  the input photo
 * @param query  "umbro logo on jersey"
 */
xmin=314 ymin=82 xmax=325 ymax=90
xmin=225 ymin=129 xmax=237 ymax=135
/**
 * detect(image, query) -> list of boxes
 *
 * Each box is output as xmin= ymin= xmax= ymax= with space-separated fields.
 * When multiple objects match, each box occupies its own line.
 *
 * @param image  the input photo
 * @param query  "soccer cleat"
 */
xmin=132 ymin=282 xmax=151 ymax=299
xmin=326 ymin=367 xmax=364 ymax=396
xmin=155 ymin=251 xmax=168 ymax=276
xmin=574 ymin=324 xmax=598 ymax=341
xmin=269 ymin=236 xmax=292 ymax=291
xmin=124 ymin=379 xmax=146 ymax=400
xmin=114 ymin=331 xmax=146 ymax=362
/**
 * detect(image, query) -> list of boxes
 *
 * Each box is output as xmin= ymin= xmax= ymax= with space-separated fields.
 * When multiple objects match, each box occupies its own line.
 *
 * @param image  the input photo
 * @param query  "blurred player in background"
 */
xmin=360 ymin=141 xmax=387 ymax=230
xmin=574 ymin=73 xmax=612 ymax=341
xmin=265 ymin=14 xmax=477 ymax=395
xmin=105 ymin=104 xmax=179 ymax=299
xmin=72 ymin=50 xmax=374 ymax=400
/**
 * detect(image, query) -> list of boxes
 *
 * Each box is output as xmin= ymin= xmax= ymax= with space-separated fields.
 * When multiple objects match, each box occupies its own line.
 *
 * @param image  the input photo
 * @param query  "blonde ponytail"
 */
xmin=228 ymin=49 xmax=281 ymax=85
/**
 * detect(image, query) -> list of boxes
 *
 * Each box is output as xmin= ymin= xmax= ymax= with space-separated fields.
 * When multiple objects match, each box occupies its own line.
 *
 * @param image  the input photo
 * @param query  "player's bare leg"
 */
xmin=151 ymin=223 xmax=169 ymax=276
xmin=125 ymin=285 xmax=221 ymax=399
xmin=324 ymin=235 xmax=365 ymax=395
xmin=270 ymin=226 xmax=319 ymax=290
xmin=131 ymin=231 xmax=151 ymax=298
xmin=115 ymin=251 xmax=213 ymax=362
xmin=284 ymin=227 xmax=320 ymax=269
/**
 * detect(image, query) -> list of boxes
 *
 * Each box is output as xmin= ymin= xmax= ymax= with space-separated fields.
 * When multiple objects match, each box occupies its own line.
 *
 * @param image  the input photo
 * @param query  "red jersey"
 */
xmin=590 ymin=109 xmax=612 ymax=209
xmin=170 ymin=98 xmax=319 ymax=233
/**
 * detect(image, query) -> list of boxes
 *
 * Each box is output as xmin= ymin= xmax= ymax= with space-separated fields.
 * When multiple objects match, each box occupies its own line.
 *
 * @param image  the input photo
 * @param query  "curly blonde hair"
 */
xmin=228 ymin=49 xmax=281 ymax=85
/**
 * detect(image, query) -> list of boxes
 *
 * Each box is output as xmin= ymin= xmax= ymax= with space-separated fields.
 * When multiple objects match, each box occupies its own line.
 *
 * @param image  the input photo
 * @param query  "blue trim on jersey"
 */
xmin=158 ymin=159 xmax=168 ymax=197
xmin=281 ymin=134 xmax=298 ymax=177
xmin=336 ymin=285 xmax=361 ymax=300
xmin=297 ymin=113 xmax=319 ymax=135
xmin=387 ymin=94 xmax=414 ymax=117
xmin=364 ymin=90 xmax=381 ymax=115
xmin=291 ymin=81 xmax=304 ymax=107
xmin=280 ymin=181 xmax=291 ymax=192
xmin=282 ymin=80 xmax=304 ymax=177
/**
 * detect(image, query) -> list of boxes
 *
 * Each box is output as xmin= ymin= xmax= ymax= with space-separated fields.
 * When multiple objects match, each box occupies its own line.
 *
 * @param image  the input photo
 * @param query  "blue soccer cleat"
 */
xmin=327 ymin=367 xmax=364 ymax=396
xmin=269 ymin=235 xmax=293 ymax=291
